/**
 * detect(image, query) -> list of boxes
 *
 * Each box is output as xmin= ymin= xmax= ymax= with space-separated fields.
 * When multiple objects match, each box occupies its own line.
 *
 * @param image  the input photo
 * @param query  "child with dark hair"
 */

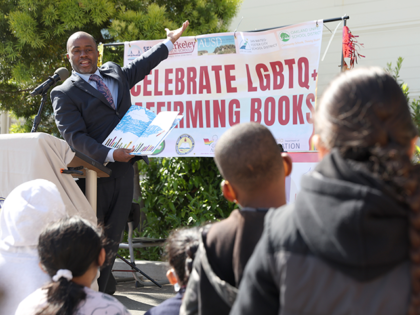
xmin=16 ymin=216 xmax=131 ymax=315
xmin=180 ymin=122 xmax=292 ymax=315
xmin=231 ymin=67 xmax=420 ymax=315
xmin=145 ymin=227 xmax=200 ymax=315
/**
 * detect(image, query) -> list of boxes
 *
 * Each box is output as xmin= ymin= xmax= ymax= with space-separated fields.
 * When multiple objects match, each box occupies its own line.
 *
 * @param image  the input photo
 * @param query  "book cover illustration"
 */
xmin=103 ymin=105 xmax=181 ymax=155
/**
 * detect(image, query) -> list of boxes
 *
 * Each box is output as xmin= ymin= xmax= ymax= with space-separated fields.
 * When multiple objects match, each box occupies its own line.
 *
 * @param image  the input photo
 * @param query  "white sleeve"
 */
xmin=105 ymin=148 xmax=115 ymax=163
xmin=163 ymin=39 xmax=174 ymax=52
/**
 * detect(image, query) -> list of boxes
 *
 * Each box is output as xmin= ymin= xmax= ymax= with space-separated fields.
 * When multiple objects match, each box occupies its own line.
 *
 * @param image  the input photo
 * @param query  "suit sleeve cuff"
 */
xmin=106 ymin=148 xmax=115 ymax=163
xmin=163 ymin=39 xmax=174 ymax=52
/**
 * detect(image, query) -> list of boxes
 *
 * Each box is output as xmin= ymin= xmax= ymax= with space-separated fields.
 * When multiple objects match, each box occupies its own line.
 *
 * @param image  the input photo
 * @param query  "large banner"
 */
xmin=286 ymin=152 xmax=318 ymax=203
xmin=125 ymin=20 xmax=323 ymax=157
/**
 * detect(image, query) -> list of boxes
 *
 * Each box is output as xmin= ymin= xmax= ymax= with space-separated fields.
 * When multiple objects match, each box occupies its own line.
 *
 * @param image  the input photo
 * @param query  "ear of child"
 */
xmin=73 ymin=248 xmax=106 ymax=288
xmin=312 ymin=134 xmax=330 ymax=160
xmin=98 ymin=248 xmax=106 ymax=267
xmin=281 ymin=153 xmax=293 ymax=177
xmin=38 ymin=262 xmax=47 ymax=274
xmin=410 ymin=136 xmax=418 ymax=158
xmin=166 ymin=269 xmax=178 ymax=285
xmin=221 ymin=180 xmax=237 ymax=203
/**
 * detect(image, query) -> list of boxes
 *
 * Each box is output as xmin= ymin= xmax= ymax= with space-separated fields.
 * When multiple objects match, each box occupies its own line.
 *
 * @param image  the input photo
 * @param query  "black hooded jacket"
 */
xmin=231 ymin=150 xmax=411 ymax=315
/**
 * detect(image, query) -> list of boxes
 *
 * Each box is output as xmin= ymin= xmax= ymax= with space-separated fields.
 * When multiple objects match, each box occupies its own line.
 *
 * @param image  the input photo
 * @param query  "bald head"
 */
xmin=214 ymin=123 xmax=284 ymax=192
xmin=67 ymin=31 xmax=97 ymax=52
xmin=66 ymin=31 xmax=99 ymax=74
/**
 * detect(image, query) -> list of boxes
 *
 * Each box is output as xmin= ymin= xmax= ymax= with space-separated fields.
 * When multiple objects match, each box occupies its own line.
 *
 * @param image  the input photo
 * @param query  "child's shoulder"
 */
xmin=209 ymin=209 xmax=241 ymax=233
xmin=205 ymin=209 xmax=243 ymax=247
xmin=76 ymin=287 xmax=131 ymax=315
xmin=15 ymin=288 xmax=48 ymax=315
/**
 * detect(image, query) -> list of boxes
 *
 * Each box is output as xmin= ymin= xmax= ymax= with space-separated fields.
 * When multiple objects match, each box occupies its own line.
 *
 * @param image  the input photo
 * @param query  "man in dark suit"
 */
xmin=51 ymin=21 xmax=189 ymax=292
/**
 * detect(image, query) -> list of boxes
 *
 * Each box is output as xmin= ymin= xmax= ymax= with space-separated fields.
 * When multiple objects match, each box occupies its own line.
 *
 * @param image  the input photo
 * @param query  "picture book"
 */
xmin=103 ymin=105 xmax=182 ymax=155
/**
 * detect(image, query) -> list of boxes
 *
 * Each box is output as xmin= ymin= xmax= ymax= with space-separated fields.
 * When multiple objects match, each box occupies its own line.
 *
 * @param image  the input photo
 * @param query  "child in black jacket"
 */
xmin=181 ymin=122 xmax=292 ymax=315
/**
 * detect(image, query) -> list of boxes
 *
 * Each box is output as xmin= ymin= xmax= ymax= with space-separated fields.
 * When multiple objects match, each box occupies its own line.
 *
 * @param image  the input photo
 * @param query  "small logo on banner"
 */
xmin=176 ymin=134 xmax=195 ymax=155
xmin=203 ymin=135 xmax=218 ymax=152
xmin=238 ymin=34 xmax=278 ymax=54
xmin=197 ymin=35 xmax=236 ymax=56
xmin=239 ymin=38 xmax=251 ymax=51
xmin=126 ymin=45 xmax=143 ymax=61
xmin=170 ymin=39 xmax=196 ymax=56
xmin=279 ymin=32 xmax=290 ymax=42
xmin=152 ymin=141 xmax=165 ymax=155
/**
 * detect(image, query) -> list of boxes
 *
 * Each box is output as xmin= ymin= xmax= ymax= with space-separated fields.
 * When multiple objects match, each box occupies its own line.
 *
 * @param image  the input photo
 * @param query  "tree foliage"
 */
xmin=0 ymin=0 xmax=242 ymax=133
xmin=386 ymin=57 xmax=420 ymax=161
xmin=386 ymin=57 xmax=420 ymax=133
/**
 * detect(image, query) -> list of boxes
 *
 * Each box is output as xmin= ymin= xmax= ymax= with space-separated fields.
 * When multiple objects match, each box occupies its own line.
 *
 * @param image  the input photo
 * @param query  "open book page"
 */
xmin=138 ymin=115 xmax=183 ymax=155
xmin=131 ymin=111 xmax=181 ymax=155
xmin=103 ymin=106 xmax=156 ymax=149
xmin=171 ymin=115 xmax=183 ymax=130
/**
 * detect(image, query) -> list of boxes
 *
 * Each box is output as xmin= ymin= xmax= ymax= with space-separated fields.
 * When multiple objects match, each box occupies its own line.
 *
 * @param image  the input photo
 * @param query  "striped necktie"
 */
xmin=89 ymin=74 xmax=116 ymax=110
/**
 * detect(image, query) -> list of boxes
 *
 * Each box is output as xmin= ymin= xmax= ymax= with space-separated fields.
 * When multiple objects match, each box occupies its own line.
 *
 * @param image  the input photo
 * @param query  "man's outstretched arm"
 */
xmin=166 ymin=20 xmax=189 ymax=43
xmin=122 ymin=21 xmax=189 ymax=89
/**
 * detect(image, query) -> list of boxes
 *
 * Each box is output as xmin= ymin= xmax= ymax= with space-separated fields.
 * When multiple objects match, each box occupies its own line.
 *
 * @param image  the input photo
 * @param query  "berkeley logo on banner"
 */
xmin=124 ymin=20 xmax=323 ymax=157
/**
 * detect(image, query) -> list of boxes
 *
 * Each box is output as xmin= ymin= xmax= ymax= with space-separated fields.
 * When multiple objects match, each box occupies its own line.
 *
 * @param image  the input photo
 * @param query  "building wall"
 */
xmin=229 ymin=0 xmax=420 ymax=100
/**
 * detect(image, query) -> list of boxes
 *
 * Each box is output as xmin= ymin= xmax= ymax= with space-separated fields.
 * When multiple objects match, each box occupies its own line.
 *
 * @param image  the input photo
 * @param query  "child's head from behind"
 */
xmin=36 ymin=217 xmax=105 ymax=315
xmin=39 ymin=216 xmax=104 ymax=279
xmin=315 ymin=67 xmax=417 ymax=159
xmin=165 ymin=227 xmax=200 ymax=289
xmin=214 ymin=122 xmax=291 ymax=208
xmin=315 ymin=67 xmax=420 ymax=311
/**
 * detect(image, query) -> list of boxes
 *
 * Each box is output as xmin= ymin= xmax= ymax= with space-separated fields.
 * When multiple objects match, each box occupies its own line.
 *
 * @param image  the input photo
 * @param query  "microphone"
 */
xmin=30 ymin=67 xmax=69 ymax=96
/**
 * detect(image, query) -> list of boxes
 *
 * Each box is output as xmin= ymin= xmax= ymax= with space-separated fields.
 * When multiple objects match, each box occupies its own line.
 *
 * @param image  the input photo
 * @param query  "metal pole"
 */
xmin=324 ymin=16 xmax=349 ymax=24
xmin=102 ymin=16 xmax=350 ymax=47
xmin=103 ymin=42 xmax=124 ymax=47
xmin=246 ymin=16 xmax=349 ymax=33
xmin=341 ymin=19 xmax=347 ymax=72
xmin=116 ymin=253 xmax=162 ymax=288
xmin=31 ymin=93 xmax=48 ymax=132
xmin=1 ymin=111 xmax=8 ymax=134
xmin=86 ymin=169 xmax=98 ymax=214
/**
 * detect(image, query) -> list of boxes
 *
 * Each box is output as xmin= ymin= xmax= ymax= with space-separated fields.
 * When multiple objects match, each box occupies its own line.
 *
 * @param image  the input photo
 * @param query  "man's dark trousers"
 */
xmin=77 ymin=165 xmax=134 ymax=291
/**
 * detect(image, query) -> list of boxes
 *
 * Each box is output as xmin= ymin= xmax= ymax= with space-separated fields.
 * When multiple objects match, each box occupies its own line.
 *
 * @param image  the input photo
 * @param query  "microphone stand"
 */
xmin=116 ymin=253 xmax=162 ymax=288
xmin=31 ymin=92 xmax=48 ymax=133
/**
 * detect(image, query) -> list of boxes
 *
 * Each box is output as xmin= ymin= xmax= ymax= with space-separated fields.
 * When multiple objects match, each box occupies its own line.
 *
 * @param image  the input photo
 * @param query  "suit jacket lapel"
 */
xmin=70 ymin=74 xmax=114 ymax=110
xmin=100 ymin=67 xmax=124 ymax=107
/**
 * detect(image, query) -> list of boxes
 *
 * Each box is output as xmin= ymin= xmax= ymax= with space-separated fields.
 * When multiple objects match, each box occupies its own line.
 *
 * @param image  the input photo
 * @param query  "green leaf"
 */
xmin=168 ymin=201 xmax=176 ymax=212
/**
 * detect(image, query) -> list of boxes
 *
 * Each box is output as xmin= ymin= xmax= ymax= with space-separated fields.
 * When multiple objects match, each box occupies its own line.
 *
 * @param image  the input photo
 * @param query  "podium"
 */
xmin=67 ymin=148 xmax=111 ymax=213
xmin=0 ymin=133 xmax=106 ymax=224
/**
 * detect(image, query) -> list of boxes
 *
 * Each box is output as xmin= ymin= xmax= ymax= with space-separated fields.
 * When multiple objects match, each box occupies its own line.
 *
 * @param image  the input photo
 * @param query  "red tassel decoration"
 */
xmin=342 ymin=26 xmax=365 ymax=69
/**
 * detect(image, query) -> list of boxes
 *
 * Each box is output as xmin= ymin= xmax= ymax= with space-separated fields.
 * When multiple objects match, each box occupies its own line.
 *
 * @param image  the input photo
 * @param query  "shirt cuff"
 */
xmin=106 ymin=148 xmax=115 ymax=163
xmin=163 ymin=39 xmax=174 ymax=52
